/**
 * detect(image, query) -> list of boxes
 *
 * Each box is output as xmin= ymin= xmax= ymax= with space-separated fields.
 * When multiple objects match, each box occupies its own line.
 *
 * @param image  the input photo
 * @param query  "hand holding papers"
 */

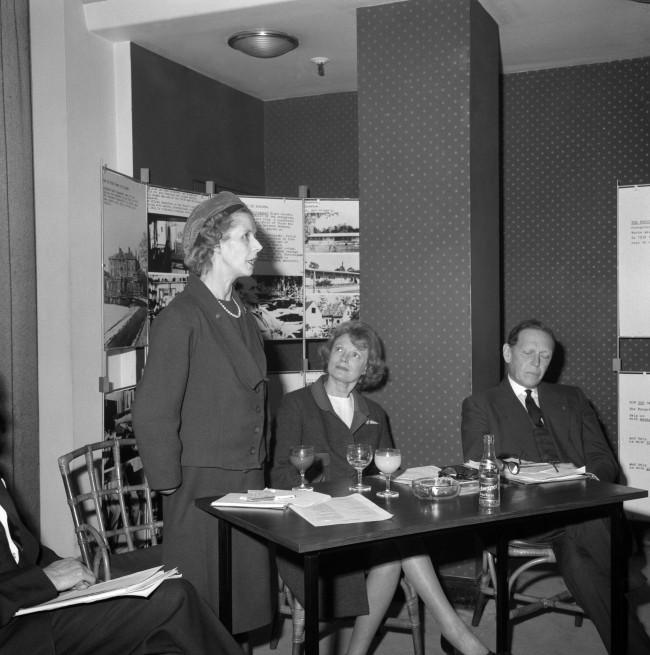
xmin=289 ymin=493 xmax=393 ymax=527
xmin=15 ymin=567 xmax=180 ymax=616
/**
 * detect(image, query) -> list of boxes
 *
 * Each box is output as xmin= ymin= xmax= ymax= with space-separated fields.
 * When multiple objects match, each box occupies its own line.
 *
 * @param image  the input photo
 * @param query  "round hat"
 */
xmin=182 ymin=191 xmax=246 ymax=256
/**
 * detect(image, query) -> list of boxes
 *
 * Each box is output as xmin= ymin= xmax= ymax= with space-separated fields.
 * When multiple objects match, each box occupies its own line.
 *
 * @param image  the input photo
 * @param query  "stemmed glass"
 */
xmin=347 ymin=444 xmax=373 ymax=492
xmin=375 ymin=448 xmax=401 ymax=498
xmin=289 ymin=446 xmax=315 ymax=491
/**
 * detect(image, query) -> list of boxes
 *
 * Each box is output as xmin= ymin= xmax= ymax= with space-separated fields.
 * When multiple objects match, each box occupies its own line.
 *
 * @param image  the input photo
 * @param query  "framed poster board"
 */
xmin=618 ymin=184 xmax=650 ymax=337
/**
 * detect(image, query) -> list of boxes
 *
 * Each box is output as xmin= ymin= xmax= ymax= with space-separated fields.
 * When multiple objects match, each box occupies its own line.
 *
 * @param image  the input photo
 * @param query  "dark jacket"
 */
xmin=270 ymin=375 xmax=393 ymax=489
xmin=461 ymin=378 xmax=618 ymax=483
xmin=133 ymin=274 xmax=268 ymax=490
xmin=0 ymin=482 xmax=60 ymax=654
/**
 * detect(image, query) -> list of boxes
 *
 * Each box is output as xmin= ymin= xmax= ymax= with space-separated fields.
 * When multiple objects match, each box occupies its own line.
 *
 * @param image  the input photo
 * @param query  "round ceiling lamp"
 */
xmin=228 ymin=30 xmax=299 ymax=58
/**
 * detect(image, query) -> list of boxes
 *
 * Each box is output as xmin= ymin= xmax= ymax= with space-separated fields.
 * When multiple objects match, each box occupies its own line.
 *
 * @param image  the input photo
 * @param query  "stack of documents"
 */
xmin=211 ymin=488 xmax=331 ymax=509
xmin=16 ymin=566 xmax=180 ymax=615
xmin=465 ymin=460 xmax=589 ymax=485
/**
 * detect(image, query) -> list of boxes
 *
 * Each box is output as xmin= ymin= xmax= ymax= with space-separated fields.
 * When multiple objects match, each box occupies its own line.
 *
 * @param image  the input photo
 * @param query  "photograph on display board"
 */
xmin=148 ymin=216 xmax=187 ymax=273
xmin=236 ymin=275 xmax=304 ymax=340
xmin=104 ymin=387 xmax=136 ymax=440
xmin=148 ymin=272 xmax=189 ymax=323
xmin=304 ymin=293 xmax=360 ymax=339
xmin=304 ymin=199 xmax=359 ymax=253
xmin=103 ymin=170 xmax=149 ymax=351
xmin=305 ymin=252 xmax=360 ymax=295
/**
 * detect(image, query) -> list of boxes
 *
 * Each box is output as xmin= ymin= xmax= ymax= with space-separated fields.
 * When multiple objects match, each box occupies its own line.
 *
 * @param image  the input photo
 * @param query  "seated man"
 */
xmin=461 ymin=318 xmax=650 ymax=655
xmin=0 ymin=478 xmax=242 ymax=655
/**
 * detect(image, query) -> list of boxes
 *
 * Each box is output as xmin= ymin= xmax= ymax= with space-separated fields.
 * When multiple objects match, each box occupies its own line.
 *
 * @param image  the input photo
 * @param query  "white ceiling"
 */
xmin=84 ymin=0 xmax=650 ymax=101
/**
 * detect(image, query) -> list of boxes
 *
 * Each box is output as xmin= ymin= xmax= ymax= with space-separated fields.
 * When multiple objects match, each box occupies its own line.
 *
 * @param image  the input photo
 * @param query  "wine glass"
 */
xmin=347 ymin=444 xmax=373 ymax=492
xmin=375 ymin=448 xmax=401 ymax=498
xmin=289 ymin=446 xmax=315 ymax=491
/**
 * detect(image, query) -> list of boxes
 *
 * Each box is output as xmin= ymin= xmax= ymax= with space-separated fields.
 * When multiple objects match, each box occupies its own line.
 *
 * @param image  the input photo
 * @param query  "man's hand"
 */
xmin=43 ymin=558 xmax=96 ymax=592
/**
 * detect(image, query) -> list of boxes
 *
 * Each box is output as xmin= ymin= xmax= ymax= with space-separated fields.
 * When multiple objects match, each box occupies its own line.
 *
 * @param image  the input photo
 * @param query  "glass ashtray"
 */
xmin=411 ymin=476 xmax=460 ymax=500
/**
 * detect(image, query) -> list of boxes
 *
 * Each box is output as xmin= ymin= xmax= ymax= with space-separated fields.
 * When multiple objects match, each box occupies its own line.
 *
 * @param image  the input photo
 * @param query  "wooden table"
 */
xmin=196 ymin=477 xmax=647 ymax=655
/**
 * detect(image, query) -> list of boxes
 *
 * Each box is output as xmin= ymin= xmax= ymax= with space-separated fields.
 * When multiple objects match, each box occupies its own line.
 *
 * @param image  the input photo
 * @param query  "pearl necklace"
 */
xmin=216 ymin=296 xmax=242 ymax=319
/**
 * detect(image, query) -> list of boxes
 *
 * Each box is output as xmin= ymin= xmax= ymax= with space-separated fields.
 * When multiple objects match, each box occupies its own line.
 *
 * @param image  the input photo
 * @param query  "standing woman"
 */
xmin=132 ymin=192 xmax=273 ymax=635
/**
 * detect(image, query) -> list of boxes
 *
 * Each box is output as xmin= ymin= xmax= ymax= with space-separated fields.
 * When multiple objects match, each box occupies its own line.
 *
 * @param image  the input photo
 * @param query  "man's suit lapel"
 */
xmin=495 ymin=379 xmax=531 ymax=434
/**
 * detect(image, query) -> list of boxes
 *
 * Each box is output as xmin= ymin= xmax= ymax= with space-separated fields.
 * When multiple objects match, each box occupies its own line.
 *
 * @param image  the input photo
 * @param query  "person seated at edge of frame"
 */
xmin=235 ymin=276 xmax=300 ymax=339
xmin=271 ymin=321 xmax=500 ymax=655
xmin=0 ymin=476 xmax=243 ymax=655
xmin=461 ymin=318 xmax=650 ymax=655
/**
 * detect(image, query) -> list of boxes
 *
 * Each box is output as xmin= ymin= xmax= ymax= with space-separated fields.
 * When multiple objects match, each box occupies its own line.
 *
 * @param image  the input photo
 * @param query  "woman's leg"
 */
xmin=399 ymin=550 xmax=489 ymax=655
xmin=346 ymin=550 xmax=402 ymax=655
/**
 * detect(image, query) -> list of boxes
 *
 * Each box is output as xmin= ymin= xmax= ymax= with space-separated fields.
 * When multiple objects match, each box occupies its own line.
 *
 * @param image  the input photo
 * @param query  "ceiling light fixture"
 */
xmin=228 ymin=30 xmax=299 ymax=58
xmin=311 ymin=57 xmax=330 ymax=76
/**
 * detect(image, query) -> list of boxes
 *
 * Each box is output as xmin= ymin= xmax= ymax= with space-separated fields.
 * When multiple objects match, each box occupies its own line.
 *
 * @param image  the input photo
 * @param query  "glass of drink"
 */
xmin=375 ymin=448 xmax=401 ymax=498
xmin=289 ymin=446 xmax=315 ymax=491
xmin=347 ymin=444 xmax=373 ymax=492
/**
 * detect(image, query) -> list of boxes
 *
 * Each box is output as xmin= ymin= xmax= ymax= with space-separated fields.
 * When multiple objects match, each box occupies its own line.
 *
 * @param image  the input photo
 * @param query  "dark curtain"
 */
xmin=0 ymin=0 xmax=40 ymax=533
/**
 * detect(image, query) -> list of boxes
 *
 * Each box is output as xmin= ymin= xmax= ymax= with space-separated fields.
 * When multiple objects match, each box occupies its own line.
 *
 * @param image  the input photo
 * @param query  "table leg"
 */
xmin=218 ymin=519 xmax=233 ymax=633
xmin=303 ymin=552 xmax=320 ymax=655
xmin=610 ymin=505 xmax=627 ymax=655
xmin=495 ymin=530 xmax=509 ymax=655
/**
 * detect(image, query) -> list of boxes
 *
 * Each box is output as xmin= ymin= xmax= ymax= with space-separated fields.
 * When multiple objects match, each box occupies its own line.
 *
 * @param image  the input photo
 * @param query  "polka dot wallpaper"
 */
xmin=265 ymin=93 xmax=359 ymax=199
xmin=502 ymin=57 xmax=650 ymax=449
xmin=357 ymin=0 xmax=498 ymax=471
xmin=263 ymin=15 xmax=650 ymax=462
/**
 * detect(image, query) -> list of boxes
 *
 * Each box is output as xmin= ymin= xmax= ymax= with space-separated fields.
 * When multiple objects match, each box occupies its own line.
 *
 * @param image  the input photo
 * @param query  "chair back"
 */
xmin=58 ymin=438 xmax=163 ymax=578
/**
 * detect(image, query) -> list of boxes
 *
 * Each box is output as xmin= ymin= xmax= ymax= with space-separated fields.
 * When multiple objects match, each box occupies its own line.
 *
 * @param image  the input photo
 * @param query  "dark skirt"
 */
xmin=162 ymin=466 xmax=274 ymax=634
xmin=275 ymin=546 xmax=369 ymax=620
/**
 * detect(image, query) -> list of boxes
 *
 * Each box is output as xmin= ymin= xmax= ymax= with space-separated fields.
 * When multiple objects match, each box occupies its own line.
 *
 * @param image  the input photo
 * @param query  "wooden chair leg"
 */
xmin=269 ymin=584 xmax=288 ymax=650
xmin=471 ymin=566 xmax=492 ymax=627
xmin=401 ymin=577 xmax=424 ymax=655
xmin=291 ymin=596 xmax=305 ymax=655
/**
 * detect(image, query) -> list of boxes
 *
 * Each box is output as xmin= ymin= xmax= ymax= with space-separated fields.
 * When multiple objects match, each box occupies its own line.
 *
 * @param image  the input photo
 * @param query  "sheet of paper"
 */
xmin=289 ymin=493 xmax=393 ymax=526
xmin=15 ymin=567 xmax=181 ymax=615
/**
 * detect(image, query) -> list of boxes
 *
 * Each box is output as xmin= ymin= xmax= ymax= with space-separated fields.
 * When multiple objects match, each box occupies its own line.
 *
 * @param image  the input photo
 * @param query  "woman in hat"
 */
xmin=132 ymin=192 xmax=273 ymax=635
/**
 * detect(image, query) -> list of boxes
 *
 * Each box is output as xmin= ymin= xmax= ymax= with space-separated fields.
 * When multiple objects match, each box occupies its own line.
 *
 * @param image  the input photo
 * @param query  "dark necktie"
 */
xmin=525 ymin=389 xmax=560 ymax=462
xmin=525 ymin=389 xmax=544 ymax=427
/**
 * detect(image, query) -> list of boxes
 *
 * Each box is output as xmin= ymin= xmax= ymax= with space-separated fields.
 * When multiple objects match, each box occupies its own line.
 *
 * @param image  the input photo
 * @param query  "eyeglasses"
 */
xmin=498 ymin=459 xmax=521 ymax=475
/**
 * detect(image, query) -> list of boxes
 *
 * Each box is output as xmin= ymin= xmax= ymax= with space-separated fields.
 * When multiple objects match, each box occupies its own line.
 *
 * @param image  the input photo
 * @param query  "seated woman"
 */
xmin=271 ymin=321 xmax=495 ymax=655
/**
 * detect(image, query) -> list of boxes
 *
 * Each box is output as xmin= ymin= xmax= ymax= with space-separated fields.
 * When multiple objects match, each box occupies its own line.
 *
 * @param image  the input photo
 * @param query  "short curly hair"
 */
xmin=320 ymin=320 xmax=387 ymax=390
xmin=184 ymin=207 xmax=255 ymax=277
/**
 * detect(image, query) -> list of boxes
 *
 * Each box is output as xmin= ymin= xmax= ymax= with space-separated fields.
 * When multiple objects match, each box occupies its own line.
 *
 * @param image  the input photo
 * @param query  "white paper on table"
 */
xmin=211 ymin=489 xmax=331 ymax=510
xmin=289 ymin=493 xmax=393 ymax=526
xmin=15 ymin=567 xmax=181 ymax=615
xmin=465 ymin=460 xmax=589 ymax=484
xmin=393 ymin=465 xmax=441 ymax=484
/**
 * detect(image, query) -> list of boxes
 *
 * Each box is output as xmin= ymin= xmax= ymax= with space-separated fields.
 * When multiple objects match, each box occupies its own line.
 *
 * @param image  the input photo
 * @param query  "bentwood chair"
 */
xmin=270 ymin=575 xmax=424 ymax=655
xmin=58 ymin=437 xmax=163 ymax=580
xmin=472 ymin=539 xmax=584 ymax=628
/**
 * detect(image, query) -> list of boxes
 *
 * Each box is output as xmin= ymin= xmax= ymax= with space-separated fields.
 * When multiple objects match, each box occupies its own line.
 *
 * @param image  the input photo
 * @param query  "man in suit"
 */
xmin=0 ymin=479 xmax=242 ymax=655
xmin=461 ymin=318 xmax=650 ymax=655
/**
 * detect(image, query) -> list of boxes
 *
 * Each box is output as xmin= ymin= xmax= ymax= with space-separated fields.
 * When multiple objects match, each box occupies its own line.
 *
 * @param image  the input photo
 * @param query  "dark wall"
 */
xmin=502 ymin=57 xmax=650 ymax=448
xmin=264 ymin=92 xmax=359 ymax=198
xmin=131 ymin=44 xmax=264 ymax=194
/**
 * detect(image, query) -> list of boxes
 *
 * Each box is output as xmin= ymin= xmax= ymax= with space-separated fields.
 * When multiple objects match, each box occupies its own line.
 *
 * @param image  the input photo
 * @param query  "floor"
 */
xmin=245 ymin=526 xmax=650 ymax=655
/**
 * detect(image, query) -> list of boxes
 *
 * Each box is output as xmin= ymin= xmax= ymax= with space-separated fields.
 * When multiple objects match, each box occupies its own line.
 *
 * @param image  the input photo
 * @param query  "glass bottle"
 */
xmin=478 ymin=433 xmax=500 ymax=508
